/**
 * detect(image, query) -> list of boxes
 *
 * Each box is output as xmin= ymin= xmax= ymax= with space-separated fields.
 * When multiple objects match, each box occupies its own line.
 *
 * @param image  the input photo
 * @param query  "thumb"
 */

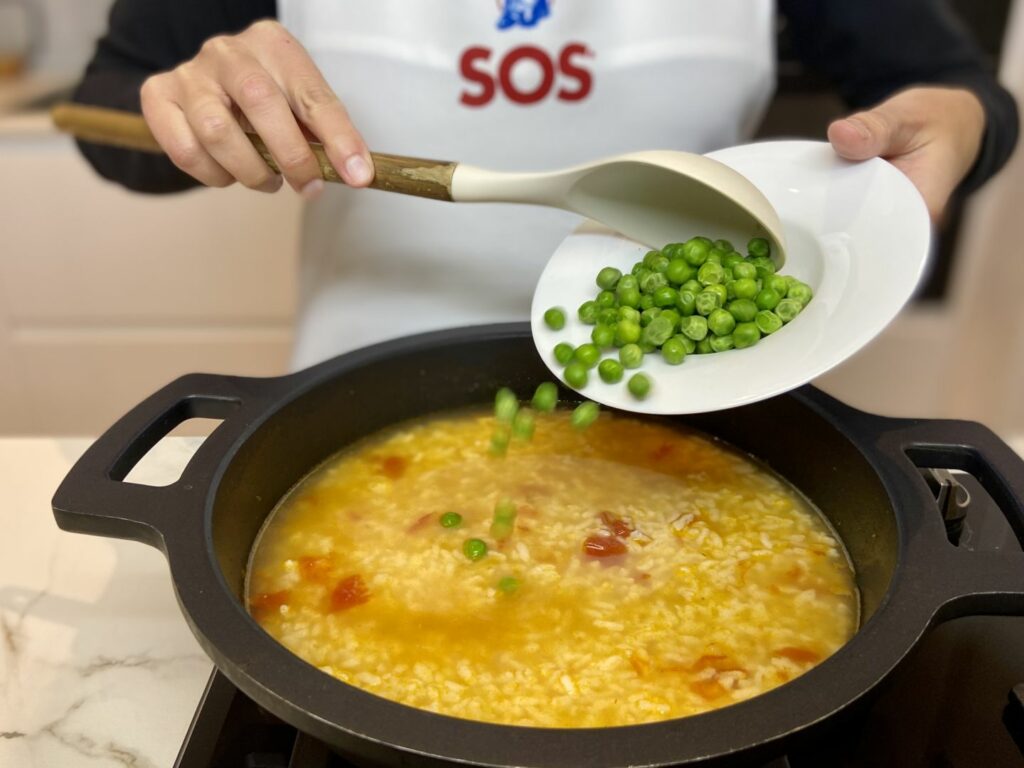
xmin=828 ymin=109 xmax=900 ymax=161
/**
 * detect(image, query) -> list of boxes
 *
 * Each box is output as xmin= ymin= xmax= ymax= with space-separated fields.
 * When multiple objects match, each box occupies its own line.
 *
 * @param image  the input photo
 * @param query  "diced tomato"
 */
xmin=774 ymin=647 xmax=821 ymax=664
xmin=250 ymin=589 xmax=290 ymax=618
xmin=690 ymin=678 xmax=727 ymax=700
xmin=600 ymin=511 xmax=633 ymax=538
xmin=298 ymin=556 xmax=333 ymax=584
xmin=582 ymin=535 xmax=628 ymax=558
xmin=406 ymin=512 xmax=434 ymax=533
xmin=329 ymin=575 xmax=370 ymax=611
xmin=650 ymin=442 xmax=674 ymax=462
xmin=378 ymin=455 xmax=407 ymax=479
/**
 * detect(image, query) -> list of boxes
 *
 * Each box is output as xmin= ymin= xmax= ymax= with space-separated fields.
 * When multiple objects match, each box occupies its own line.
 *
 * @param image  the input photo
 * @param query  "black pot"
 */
xmin=52 ymin=324 xmax=1024 ymax=768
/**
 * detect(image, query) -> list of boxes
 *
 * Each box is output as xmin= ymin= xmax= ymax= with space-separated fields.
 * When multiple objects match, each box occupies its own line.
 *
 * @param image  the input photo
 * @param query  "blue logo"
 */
xmin=496 ymin=0 xmax=551 ymax=30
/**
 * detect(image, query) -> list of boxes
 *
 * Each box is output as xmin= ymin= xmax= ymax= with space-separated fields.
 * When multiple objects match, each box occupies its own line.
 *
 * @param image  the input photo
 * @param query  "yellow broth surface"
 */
xmin=247 ymin=409 xmax=858 ymax=727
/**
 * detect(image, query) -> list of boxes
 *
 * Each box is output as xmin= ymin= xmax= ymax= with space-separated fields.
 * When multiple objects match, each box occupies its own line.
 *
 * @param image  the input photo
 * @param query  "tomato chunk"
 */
xmin=298 ymin=556 xmax=333 ymax=584
xmin=774 ymin=647 xmax=820 ymax=664
xmin=250 ymin=589 xmax=290 ymax=618
xmin=600 ymin=511 xmax=633 ymax=538
xmin=582 ymin=535 xmax=628 ymax=558
xmin=378 ymin=455 xmax=407 ymax=479
xmin=330 ymin=574 xmax=370 ymax=611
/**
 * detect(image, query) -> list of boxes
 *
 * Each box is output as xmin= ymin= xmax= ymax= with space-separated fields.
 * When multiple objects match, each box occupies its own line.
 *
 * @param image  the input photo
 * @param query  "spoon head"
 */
xmin=532 ymin=140 xmax=931 ymax=415
xmin=564 ymin=149 xmax=787 ymax=267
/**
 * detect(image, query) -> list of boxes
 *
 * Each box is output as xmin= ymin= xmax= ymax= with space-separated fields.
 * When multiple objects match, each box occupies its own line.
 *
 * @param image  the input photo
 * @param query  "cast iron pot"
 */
xmin=52 ymin=324 xmax=1024 ymax=767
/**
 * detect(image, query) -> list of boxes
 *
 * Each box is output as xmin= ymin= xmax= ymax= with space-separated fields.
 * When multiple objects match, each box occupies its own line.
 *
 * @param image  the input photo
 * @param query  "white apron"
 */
xmin=279 ymin=0 xmax=775 ymax=369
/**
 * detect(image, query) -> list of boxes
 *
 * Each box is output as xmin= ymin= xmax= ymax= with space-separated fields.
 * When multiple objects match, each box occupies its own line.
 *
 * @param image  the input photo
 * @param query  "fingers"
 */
xmin=141 ymin=75 xmax=234 ymax=188
xmin=827 ymin=108 xmax=906 ymax=162
xmin=255 ymin=23 xmax=373 ymax=187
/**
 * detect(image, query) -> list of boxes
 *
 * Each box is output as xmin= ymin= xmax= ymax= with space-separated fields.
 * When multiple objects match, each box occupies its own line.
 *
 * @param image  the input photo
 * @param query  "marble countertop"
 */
xmin=0 ymin=438 xmax=212 ymax=768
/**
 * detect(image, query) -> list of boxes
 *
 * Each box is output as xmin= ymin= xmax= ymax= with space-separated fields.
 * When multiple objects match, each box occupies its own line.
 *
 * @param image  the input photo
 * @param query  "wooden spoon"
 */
xmin=51 ymin=102 xmax=786 ymax=264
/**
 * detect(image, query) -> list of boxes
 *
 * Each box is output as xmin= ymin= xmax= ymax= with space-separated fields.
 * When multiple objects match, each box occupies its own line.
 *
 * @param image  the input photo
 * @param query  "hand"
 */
xmin=140 ymin=20 xmax=373 ymax=198
xmin=827 ymin=86 xmax=985 ymax=221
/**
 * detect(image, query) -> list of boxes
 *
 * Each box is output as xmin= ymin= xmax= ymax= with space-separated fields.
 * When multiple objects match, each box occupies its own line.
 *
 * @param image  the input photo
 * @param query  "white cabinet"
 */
xmin=0 ymin=116 xmax=302 ymax=434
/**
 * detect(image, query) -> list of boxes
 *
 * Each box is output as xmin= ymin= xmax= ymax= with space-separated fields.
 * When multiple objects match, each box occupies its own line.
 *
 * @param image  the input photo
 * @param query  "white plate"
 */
xmin=530 ymin=140 xmax=931 ymax=414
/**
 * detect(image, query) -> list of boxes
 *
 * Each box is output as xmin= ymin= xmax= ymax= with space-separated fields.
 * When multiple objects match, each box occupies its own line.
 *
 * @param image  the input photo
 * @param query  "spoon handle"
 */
xmin=50 ymin=103 xmax=457 ymax=202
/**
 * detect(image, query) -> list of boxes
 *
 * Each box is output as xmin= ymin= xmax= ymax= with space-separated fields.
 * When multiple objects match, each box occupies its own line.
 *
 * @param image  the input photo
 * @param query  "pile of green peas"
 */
xmin=543 ymin=236 xmax=812 ymax=398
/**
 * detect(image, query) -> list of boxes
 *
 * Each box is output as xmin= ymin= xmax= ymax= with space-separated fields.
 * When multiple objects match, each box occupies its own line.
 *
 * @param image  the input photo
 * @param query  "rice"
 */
xmin=247 ymin=409 xmax=858 ymax=728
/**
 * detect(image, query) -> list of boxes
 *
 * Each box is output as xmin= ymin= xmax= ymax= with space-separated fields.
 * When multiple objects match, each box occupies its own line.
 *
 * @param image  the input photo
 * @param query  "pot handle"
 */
xmin=52 ymin=372 xmax=280 ymax=551
xmin=894 ymin=418 xmax=1024 ymax=618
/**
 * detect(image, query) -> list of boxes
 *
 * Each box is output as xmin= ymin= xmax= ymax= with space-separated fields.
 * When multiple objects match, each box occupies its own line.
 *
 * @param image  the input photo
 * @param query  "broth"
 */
xmin=247 ymin=408 xmax=858 ymax=727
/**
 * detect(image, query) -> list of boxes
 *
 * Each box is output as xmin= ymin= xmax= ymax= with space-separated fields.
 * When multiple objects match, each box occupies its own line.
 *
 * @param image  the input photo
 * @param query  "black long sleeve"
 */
xmin=779 ymin=0 xmax=1018 ymax=194
xmin=72 ymin=0 xmax=274 ymax=193
xmin=74 ymin=0 xmax=1017 ymax=195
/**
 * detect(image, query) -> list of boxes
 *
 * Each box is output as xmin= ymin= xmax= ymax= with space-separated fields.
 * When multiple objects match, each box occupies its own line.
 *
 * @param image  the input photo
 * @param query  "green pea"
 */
xmin=618 ymin=305 xmax=641 ymax=323
xmin=628 ymin=373 xmax=652 ymax=400
xmin=661 ymin=337 xmax=687 ymax=365
xmin=643 ymin=249 xmax=665 ymax=268
xmin=440 ymin=511 xmax=463 ymax=529
xmin=490 ymin=429 xmax=510 ymax=456
xmin=597 ymin=308 xmax=620 ymax=326
xmin=554 ymin=342 xmax=574 ymax=366
xmin=714 ymin=239 xmax=734 ymax=252
xmin=578 ymin=300 xmax=598 ymax=325
xmin=494 ymin=499 xmax=517 ymax=521
xmin=705 ymin=248 xmax=725 ymax=265
xmin=492 ymin=500 xmax=517 ymax=538
xmin=497 ymin=576 xmax=520 ymax=594
xmin=596 ymin=266 xmax=622 ymax=290
xmin=571 ymin=401 xmax=600 ymax=430
xmin=641 ymin=316 xmax=674 ymax=347
xmin=674 ymin=334 xmax=697 ymax=354
xmin=749 ymin=256 xmax=775 ymax=274
xmin=732 ymin=262 xmax=757 ymax=281
xmin=591 ymin=324 xmax=616 ymax=349
xmin=512 ymin=408 xmax=535 ymax=439
xmin=681 ymin=315 xmax=709 ymax=341
xmin=649 ymin=255 xmax=670 ymax=274
xmin=722 ymin=267 xmax=734 ymax=282
xmin=564 ymin=361 xmax=589 ymax=389
xmin=653 ymin=286 xmax=679 ymax=308
xmin=755 ymin=310 xmax=783 ymax=335
xmin=638 ymin=294 xmax=655 ymax=310
xmin=776 ymin=298 xmax=803 ymax=323
xmin=640 ymin=307 xmax=662 ymax=327
xmin=682 ymin=238 xmax=711 ymax=267
xmin=698 ymin=262 xmax=725 ymax=286
xmin=639 ymin=340 xmax=657 ymax=354
xmin=675 ymin=290 xmax=697 ymax=316
xmin=598 ymin=358 xmax=625 ymax=383
xmin=619 ymin=343 xmax=644 ymax=369
xmin=695 ymin=337 xmax=714 ymax=354
xmin=617 ymin=287 xmax=641 ymax=309
xmin=732 ymin=277 xmax=759 ymax=299
xmin=709 ymin=334 xmax=734 ymax=353
xmin=666 ymin=259 xmax=695 ymax=286
xmin=495 ymin=387 xmax=518 ymax=423
xmin=768 ymin=275 xmax=789 ymax=296
xmin=747 ymin=237 xmax=770 ymax=259
xmin=596 ymin=290 xmax=616 ymax=309
xmin=640 ymin=271 xmax=668 ymax=295
xmin=630 ymin=261 xmax=645 ymax=276
xmin=463 ymin=538 xmax=488 ymax=561
xmin=659 ymin=309 xmax=681 ymax=332
xmin=787 ymin=281 xmax=814 ymax=307
xmin=723 ymin=250 xmax=745 ymax=269
xmin=706 ymin=284 xmax=728 ymax=305
xmin=695 ymin=290 xmax=721 ymax=317
xmin=708 ymin=308 xmax=736 ymax=337
xmin=680 ymin=279 xmax=702 ymax=295
xmin=617 ymin=274 xmax=639 ymax=292
xmin=727 ymin=298 xmax=758 ymax=323
xmin=573 ymin=343 xmax=601 ymax=368
xmin=662 ymin=243 xmax=685 ymax=260
xmin=615 ymin=319 xmax=642 ymax=346
xmin=543 ymin=307 xmax=566 ymax=330
xmin=531 ymin=382 xmax=558 ymax=412
xmin=755 ymin=288 xmax=781 ymax=311
xmin=491 ymin=519 xmax=514 ymax=542
xmin=725 ymin=280 xmax=738 ymax=300
xmin=734 ymin=322 xmax=761 ymax=349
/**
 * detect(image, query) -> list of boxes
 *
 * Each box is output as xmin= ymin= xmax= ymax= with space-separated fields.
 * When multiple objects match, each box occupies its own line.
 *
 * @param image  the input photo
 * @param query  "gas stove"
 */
xmin=173 ymin=473 xmax=1024 ymax=768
